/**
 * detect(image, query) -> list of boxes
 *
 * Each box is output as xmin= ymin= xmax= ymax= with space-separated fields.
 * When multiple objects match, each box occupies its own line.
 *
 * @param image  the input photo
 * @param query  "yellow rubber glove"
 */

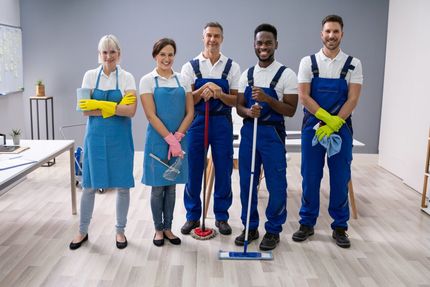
xmin=119 ymin=93 xmax=136 ymax=105
xmin=315 ymin=125 xmax=335 ymax=141
xmin=79 ymin=99 xmax=117 ymax=118
xmin=315 ymin=108 xmax=345 ymax=132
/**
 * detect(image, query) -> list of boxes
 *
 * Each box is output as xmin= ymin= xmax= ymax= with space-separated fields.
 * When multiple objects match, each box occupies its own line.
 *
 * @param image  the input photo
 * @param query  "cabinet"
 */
xmin=29 ymin=96 xmax=55 ymax=166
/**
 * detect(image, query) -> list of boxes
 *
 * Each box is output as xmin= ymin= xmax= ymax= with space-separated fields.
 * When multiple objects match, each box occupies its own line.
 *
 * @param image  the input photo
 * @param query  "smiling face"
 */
xmin=155 ymin=44 xmax=175 ymax=74
xmin=203 ymin=26 xmax=223 ymax=55
xmin=254 ymin=31 xmax=277 ymax=67
xmin=98 ymin=36 xmax=121 ymax=71
xmin=321 ymin=21 xmax=343 ymax=53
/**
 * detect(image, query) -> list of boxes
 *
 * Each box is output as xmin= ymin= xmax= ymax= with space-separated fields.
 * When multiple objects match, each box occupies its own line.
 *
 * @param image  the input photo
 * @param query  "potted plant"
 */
xmin=36 ymin=80 xmax=45 ymax=97
xmin=9 ymin=129 xmax=21 ymax=146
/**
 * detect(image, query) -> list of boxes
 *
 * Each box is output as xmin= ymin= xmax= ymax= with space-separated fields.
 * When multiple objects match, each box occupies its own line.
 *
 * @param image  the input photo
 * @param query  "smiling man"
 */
xmin=235 ymin=23 xmax=298 ymax=251
xmin=292 ymin=15 xmax=363 ymax=248
xmin=180 ymin=22 xmax=241 ymax=236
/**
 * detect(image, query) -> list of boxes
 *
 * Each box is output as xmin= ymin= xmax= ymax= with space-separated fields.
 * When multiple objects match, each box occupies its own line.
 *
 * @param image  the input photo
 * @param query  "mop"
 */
xmin=149 ymin=153 xmax=181 ymax=181
xmin=219 ymin=103 xmax=273 ymax=260
xmin=191 ymin=101 xmax=217 ymax=240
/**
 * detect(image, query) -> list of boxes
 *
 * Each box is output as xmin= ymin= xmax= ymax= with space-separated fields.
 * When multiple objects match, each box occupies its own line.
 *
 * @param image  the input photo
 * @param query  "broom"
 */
xmin=219 ymin=103 xmax=273 ymax=260
xmin=191 ymin=101 xmax=217 ymax=240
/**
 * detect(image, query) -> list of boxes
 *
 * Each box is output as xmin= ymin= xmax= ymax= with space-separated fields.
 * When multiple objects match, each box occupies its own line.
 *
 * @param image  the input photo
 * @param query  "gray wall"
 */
xmin=19 ymin=0 xmax=388 ymax=152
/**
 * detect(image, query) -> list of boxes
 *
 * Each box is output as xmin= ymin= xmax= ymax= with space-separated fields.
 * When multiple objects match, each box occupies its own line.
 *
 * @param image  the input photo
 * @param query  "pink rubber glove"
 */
xmin=164 ymin=133 xmax=183 ymax=160
xmin=174 ymin=132 xmax=185 ymax=142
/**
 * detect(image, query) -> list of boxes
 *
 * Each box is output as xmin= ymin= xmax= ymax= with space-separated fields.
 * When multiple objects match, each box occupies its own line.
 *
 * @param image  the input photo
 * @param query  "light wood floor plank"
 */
xmin=1 ymin=152 xmax=430 ymax=286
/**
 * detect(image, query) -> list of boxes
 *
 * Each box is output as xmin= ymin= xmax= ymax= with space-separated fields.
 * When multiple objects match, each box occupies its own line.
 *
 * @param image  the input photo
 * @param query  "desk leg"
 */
xmin=348 ymin=180 xmax=358 ymax=219
xmin=69 ymin=146 xmax=77 ymax=215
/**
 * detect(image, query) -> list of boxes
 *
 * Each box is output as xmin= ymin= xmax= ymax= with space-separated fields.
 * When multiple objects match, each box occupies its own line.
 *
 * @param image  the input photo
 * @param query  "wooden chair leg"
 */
xmin=348 ymin=180 xmax=358 ymax=219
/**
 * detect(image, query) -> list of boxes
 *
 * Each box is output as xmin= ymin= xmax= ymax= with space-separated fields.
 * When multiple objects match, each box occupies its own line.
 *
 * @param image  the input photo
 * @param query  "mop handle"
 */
xmin=149 ymin=153 xmax=171 ymax=169
xmin=244 ymin=102 xmax=259 ymax=253
xmin=202 ymin=101 xmax=210 ymax=231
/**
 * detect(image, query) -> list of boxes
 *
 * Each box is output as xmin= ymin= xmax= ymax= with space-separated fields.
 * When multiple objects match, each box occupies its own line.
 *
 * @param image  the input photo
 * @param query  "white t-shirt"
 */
xmin=181 ymin=52 xmax=241 ymax=90
xmin=297 ymin=49 xmax=363 ymax=84
xmin=238 ymin=60 xmax=298 ymax=100
xmin=81 ymin=65 xmax=136 ymax=95
xmin=139 ymin=69 xmax=191 ymax=95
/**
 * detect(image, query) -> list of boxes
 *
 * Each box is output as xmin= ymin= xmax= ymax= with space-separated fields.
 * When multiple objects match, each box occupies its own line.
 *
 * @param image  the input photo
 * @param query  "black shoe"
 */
xmin=164 ymin=232 xmax=181 ymax=245
xmin=292 ymin=225 xmax=314 ymax=242
xmin=69 ymin=234 xmax=88 ymax=250
xmin=259 ymin=232 xmax=280 ymax=251
xmin=153 ymin=233 xmax=164 ymax=247
xmin=234 ymin=229 xmax=259 ymax=246
xmin=215 ymin=220 xmax=232 ymax=235
xmin=332 ymin=227 xmax=350 ymax=248
xmin=116 ymin=235 xmax=128 ymax=249
xmin=180 ymin=220 xmax=200 ymax=235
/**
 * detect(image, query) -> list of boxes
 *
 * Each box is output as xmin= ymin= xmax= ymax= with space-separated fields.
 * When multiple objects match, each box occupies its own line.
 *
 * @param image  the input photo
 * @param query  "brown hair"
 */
xmin=322 ymin=15 xmax=344 ymax=30
xmin=152 ymin=38 xmax=176 ymax=58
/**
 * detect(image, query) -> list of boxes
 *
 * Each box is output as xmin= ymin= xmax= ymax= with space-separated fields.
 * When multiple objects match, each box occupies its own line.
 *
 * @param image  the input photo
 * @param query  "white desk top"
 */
xmin=0 ymin=140 xmax=74 ymax=191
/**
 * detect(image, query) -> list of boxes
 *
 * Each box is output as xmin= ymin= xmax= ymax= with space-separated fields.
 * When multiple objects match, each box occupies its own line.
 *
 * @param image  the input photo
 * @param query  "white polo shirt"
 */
xmin=181 ymin=52 xmax=241 ymax=90
xmin=238 ymin=60 xmax=298 ymax=101
xmin=297 ymin=49 xmax=363 ymax=84
xmin=81 ymin=65 xmax=136 ymax=95
xmin=139 ymin=69 xmax=192 ymax=94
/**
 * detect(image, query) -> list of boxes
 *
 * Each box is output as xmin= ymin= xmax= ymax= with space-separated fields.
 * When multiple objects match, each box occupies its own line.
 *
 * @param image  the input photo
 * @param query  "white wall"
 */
xmin=0 ymin=0 xmax=25 ymax=136
xmin=379 ymin=0 xmax=430 ymax=192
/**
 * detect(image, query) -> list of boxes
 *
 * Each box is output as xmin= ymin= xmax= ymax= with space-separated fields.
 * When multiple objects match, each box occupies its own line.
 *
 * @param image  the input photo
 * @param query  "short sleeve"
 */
xmin=81 ymin=70 xmax=95 ymax=89
xmin=181 ymin=62 xmax=195 ymax=89
xmin=238 ymin=70 xmax=248 ymax=94
xmin=139 ymin=74 xmax=155 ymax=95
xmin=228 ymin=62 xmax=241 ymax=91
xmin=282 ymin=69 xmax=298 ymax=95
xmin=349 ymin=59 xmax=363 ymax=85
xmin=297 ymin=56 xmax=312 ymax=84
xmin=124 ymin=71 xmax=136 ymax=91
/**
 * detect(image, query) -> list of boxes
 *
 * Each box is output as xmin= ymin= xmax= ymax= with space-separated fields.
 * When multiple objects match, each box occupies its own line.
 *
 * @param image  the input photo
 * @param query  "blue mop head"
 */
xmin=218 ymin=250 xmax=273 ymax=260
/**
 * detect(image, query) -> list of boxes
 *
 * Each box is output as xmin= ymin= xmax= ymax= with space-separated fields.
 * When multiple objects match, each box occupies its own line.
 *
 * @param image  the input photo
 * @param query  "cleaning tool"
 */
xmin=149 ymin=153 xmax=181 ymax=181
xmin=191 ymin=101 xmax=217 ymax=240
xmin=219 ymin=103 xmax=273 ymax=260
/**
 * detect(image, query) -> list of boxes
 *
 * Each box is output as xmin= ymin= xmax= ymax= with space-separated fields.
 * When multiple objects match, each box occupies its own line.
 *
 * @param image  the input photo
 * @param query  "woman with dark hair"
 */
xmin=140 ymin=38 xmax=194 ymax=246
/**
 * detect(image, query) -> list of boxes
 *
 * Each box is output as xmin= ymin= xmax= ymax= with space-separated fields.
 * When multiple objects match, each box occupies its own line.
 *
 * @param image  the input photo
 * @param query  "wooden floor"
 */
xmin=1 ymin=153 xmax=430 ymax=287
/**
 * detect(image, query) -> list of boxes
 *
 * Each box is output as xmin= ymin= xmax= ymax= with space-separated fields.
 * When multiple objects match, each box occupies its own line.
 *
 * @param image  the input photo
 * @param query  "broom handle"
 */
xmin=202 ymin=101 xmax=210 ymax=231
xmin=244 ymin=103 xmax=258 ymax=254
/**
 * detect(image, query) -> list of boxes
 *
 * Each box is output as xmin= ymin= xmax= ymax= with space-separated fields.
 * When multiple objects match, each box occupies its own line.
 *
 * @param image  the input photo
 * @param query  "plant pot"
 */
xmin=36 ymin=84 xmax=45 ymax=97
xmin=12 ymin=135 xmax=20 ymax=146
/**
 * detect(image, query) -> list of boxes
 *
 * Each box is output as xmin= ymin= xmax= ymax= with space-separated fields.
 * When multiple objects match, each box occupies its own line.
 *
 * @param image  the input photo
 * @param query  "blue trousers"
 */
xmin=299 ymin=124 xmax=352 ymax=229
xmin=151 ymin=185 xmax=176 ymax=231
xmin=239 ymin=123 xmax=287 ymax=234
xmin=79 ymin=188 xmax=130 ymax=235
xmin=184 ymin=114 xmax=233 ymax=221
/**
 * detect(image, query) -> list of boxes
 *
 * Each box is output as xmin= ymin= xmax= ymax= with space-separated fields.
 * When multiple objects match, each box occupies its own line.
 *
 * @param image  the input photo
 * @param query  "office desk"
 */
xmin=204 ymin=131 xmax=364 ymax=219
xmin=0 ymin=140 xmax=76 ymax=214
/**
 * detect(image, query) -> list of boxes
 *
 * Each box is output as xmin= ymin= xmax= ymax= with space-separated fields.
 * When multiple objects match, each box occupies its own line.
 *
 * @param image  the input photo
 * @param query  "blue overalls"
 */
xmin=184 ymin=58 xmax=234 ymax=222
xmin=299 ymin=54 xmax=354 ymax=230
xmin=82 ymin=67 xmax=134 ymax=189
xmin=142 ymin=75 xmax=188 ymax=186
xmin=239 ymin=66 xmax=288 ymax=234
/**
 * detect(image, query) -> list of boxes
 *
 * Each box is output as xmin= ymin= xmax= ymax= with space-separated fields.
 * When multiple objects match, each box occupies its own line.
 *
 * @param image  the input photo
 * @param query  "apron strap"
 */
xmin=173 ymin=75 xmax=181 ymax=87
xmin=115 ymin=66 xmax=119 ymax=90
xmin=247 ymin=66 xmax=255 ymax=86
xmin=310 ymin=54 xmax=319 ymax=78
xmin=221 ymin=58 xmax=233 ymax=79
xmin=95 ymin=66 xmax=103 ymax=89
xmin=270 ymin=66 xmax=287 ymax=89
xmin=154 ymin=77 xmax=159 ymax=88
xmin=190 ymin=59 xmax=202 ymax=79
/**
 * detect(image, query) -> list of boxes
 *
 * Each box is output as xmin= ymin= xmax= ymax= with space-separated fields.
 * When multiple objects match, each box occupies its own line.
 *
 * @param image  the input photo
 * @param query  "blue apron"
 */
xmin=299 ymin=54 xmax=354 ymax=229
xmin=142 ymin=75 xmax=188 ymax=186
xmin=239 ymin=65 xmax=287 ymax=234
xmin=184 ymin=58 xmax=233 ymax=222
xmin=82 ymin=66 xmax=134 ymax=189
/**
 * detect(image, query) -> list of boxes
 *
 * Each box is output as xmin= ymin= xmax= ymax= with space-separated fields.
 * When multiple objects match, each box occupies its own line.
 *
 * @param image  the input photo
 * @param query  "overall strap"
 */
xmin=310 ymin=54 xmax=319 ymax=78
xmin=173 ymin=75 xmax=181 ymax=87
xmin=154 ymin=77 xmax=159 ymax=88
xmin=340 ymin=56 xmax=354 ymax=79
xmin=95 ymin=66 xmax=103 ymax=89
xmin=190 ymin=59 xmax=202 ymax=79
xmin=270 ymin=66 xmax=287 ymax=89
xmin=247 ymin=66 xmax=255 ymax=86
xmin=221 ymin=58 xmax=233 ymax=79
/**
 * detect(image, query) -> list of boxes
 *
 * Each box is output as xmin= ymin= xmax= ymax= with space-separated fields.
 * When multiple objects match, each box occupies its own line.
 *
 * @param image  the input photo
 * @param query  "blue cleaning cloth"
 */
xmin=312 ymin=134 xmax=342 ymax=157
